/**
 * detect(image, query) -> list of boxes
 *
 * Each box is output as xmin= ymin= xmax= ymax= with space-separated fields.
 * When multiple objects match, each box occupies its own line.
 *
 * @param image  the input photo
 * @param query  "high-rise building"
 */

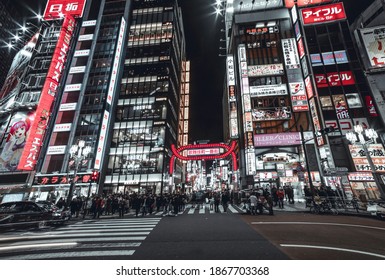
xmin=0 ymin=0 xmax=188 ymax=202
xmin=0 ymin=1 xmax=21 ymax=90
xmin=220 ymin=0 xmax=385 ymax=201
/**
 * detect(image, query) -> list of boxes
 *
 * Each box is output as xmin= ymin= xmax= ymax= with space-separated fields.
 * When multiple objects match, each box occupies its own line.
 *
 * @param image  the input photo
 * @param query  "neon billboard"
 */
xmin=18 ymin=15 xmax=76 ymax=170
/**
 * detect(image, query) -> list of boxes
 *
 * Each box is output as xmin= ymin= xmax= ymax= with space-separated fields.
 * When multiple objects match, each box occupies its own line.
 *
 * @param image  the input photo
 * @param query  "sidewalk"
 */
xmin=274 ymin=201 xmax=373 ymax=217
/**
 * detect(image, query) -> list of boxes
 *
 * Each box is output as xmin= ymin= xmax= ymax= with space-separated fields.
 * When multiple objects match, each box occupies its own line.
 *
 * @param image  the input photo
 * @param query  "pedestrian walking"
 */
xmin=277 ymin=188 xmax=285 ymax=209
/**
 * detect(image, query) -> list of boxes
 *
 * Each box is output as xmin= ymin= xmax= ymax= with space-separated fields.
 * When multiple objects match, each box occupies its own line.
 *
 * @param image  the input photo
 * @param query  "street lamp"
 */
xmin=66 ymin=140 xmax=92 ymax=206
xmin=346 ymin=125 xmax=385 ymax=200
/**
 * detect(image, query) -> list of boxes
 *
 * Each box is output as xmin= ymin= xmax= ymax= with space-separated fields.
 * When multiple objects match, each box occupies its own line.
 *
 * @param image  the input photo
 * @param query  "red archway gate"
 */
xmin=169 ymin=141 xmax=238 ymax=175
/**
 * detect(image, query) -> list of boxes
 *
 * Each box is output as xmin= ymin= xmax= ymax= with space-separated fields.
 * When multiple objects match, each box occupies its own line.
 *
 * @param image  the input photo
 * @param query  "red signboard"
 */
xmin=315 ymin=71 xmax=355 ymax=88
xmin=18 ymin=15 xmax=75 ymax=170
xmin=44 ymin=0 xmax=86 ymax=20
xmin=285 ymin=0 xmax=333 ymax=8
xmin=301 ymin=2 xmax=346 ymax=25
xmin=365 ymin=96 xmax=379 ymax=117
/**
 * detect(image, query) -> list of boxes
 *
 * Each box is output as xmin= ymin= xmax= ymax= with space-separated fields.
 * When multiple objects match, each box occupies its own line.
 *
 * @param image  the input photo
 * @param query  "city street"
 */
xmin=0 ymin=206 xmax=384 ymax=260
xmin=243 ymin=212 xmax=385 ymax=260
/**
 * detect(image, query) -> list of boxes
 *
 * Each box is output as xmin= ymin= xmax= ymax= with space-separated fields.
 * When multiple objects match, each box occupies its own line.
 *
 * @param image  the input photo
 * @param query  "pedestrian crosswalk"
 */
xmin=0 ymin=217 xmax=161 ymax=260
xmin=152 ymin=203 xmax=245 ymax=216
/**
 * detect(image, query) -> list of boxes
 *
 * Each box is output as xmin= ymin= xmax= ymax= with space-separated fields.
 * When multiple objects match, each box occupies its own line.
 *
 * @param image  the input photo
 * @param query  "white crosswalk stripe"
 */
xmin=180 ymin=204 xmax=243 ymax=215
xmin=0 ymin=218 xmax=161 ymax=260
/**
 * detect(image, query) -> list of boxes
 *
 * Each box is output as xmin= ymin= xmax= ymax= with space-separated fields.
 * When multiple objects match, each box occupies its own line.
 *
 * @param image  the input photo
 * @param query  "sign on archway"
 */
xmin=169 ymin=141 xmax=238 ymax=175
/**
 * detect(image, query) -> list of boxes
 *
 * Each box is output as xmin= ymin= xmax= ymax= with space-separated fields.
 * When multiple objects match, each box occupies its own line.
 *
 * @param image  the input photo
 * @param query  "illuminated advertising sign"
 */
xmin=18 ymin=15 xmax=75 ymax=171
xmin=230 ymin=118 xmax=239 ymax=138
xmin=309 ymin=98 xmax=324 ymax=146
xmin=107 ymin=17 xmax=125 ymax=106
xmin=320 ymin=96 xmax=333 ymax=110
xmin=311 ymin=50 xmax=349 ymax=66
xmin=254 ymin=132 xmax=301 ymax=147
xmin=35 ymin=173 xmax=92 ymax=185
xmin=294 ymin=21 xmax=301 ymax=41
xmin=53 ymin=123 xmax=72 ymax=132
xmin=349 ymin=144 xmax=385 ymax=173
xmin=285 ymin=0 xmax=333 ymax=8
xmin=47 ymin=145 xmax=67 ymax=155
xmin=348 ymin=172 xmax=374 ymax=182
xmin=345 ymin=93 xmax=362 ymax=108
xmin=247 ymin=64 xmax=284 ymax=77
xmin=333 ymin=94 xmax=349 ymax=119
xmin=246 ymin=151 xmax=256 ymax=176
xmin=301 ymin=2 xmax=346 ymax=25
xmin=187 ymin=149 xmax=220 ymax=156
xmin=305 ymin=76 xmax=314 ymax=99
xmin=291 ymin=6 xmax=298 ymax=24
xmin=252 ymin=107 xmax=292 ymax=121
xmin=250 ymin=84 xmax=288 ymax=97
xmin=244 ymin=111 xmax=253 ymax=131
xmin=359 ymin=26 xmax=385 ymax=67
xmin=0 ymin=112 xmax=34 ymax=172
xmin=315 ymin=71 xmax=355 ymax=88
xmin=282 ymin=38 xmax=300 ymax=69
xmin=365 ymin=96 xmax=378 ymax=117
xmin=227 ymin=55 xmax=235 ymax=86
xmin=44 ymin=0 xmax=86 ymax=20
xmin=95 ymin=17 xmax=126 ymax=170
xmin=289 ymin=82 xmax=309 ymax=112
xmin=325 ymin=118 xmax=369 ymax=136
xmin=297 ymin=38 xmax=305 ymax=59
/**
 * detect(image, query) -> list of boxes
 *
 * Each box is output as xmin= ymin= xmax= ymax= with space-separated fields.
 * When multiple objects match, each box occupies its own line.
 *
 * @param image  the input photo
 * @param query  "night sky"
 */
xmin=11 ymin=0 xmax=377 ymax=144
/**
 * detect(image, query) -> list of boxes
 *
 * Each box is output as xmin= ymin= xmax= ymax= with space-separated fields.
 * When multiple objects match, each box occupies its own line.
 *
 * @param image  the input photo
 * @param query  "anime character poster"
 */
xmin=0 ymin=112 xmax=35 ymax=171
xmin=0 ymin=33 xmax=39 ymax=111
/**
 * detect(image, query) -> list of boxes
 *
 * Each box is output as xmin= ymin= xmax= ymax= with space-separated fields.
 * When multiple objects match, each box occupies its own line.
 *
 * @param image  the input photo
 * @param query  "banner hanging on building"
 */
xmin=18 ymin=15 xmax=76 ymax=170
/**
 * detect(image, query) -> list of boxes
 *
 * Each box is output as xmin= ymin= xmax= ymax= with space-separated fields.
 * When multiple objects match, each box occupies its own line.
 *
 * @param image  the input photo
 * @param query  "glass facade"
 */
xmin=104 ymin=0 xmax=185 ymax=194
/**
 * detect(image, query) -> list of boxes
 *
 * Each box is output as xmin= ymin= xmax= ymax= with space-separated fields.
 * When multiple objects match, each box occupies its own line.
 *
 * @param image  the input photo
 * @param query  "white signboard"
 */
xmin=59 ymin=103 xmax=77 ymax=111
xmin=359 ymin=26 xmax=385 ymax=67
xmin=78 ymin=34 xmax=94 ymax=41
xmin=47 ymin=145 xmax=67 ymax=155
xmin=64 ymin=83 xmax=82 ymax=92
xmin=53 ymin=123 xmax=72 ymax=132
xmin=94 ymin=110 xmax=109 ymax=170
xmin=69 ymin=66 xmax=86 ymax=74
xmin=74 ymin=49 xmax=90 ymax=57
xmin=247 ymin=64 xmax=284 ymax=77
xmin=282 ymin=38 xmax=300 ymax=69
xmin=250 ymin=84 xmax=288 ymax=97
xmin=227 ymin=55 xmax=235 ymax=86
xmin=107 ymin=17 xmax=126 ymax=106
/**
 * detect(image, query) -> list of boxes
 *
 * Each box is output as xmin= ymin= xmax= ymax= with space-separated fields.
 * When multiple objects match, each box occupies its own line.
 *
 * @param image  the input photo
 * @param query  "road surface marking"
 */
xmin=251 ymin=221 xmax=385 ymax=231
xmin=0 ymin=242 xmax=77 ymax=252
xmin=7 ymin=250 xmax=136 ymax=259
xmin=280 ymin=244 xmax=385 ymax=259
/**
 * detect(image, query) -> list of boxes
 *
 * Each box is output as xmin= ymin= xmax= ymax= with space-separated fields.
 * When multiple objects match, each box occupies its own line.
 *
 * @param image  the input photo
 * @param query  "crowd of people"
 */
xmin=59 ymin=190 xmax=235 ymax=219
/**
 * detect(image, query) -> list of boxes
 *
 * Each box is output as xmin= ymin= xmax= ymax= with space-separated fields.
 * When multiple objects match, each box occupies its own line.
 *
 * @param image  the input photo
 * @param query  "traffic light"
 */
xmin=91 ymin=170 xmax=99 ymax=182
xmin=318 ymin=126 xmax=336 ymax=135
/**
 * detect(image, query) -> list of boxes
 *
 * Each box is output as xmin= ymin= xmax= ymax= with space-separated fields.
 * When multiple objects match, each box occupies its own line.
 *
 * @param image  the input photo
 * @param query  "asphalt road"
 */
xmin=0 ymin=211 xmax=384 ymax=260
xmin=134 ymin=212 xmax=289 ymax=260
xmin=242 ymin=212 xmax=385 ymax=260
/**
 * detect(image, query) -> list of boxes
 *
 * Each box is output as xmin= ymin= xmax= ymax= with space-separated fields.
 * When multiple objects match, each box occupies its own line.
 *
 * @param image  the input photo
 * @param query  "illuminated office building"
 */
xmin=0 ymin=0 xmax=187 ymax=201
xmin=221 ymin=0 xmax=385 ymax=200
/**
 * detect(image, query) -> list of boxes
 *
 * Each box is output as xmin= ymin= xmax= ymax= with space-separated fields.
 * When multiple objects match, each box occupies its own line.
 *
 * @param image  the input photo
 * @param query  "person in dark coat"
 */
xmin=132 ymin=194 xmax=142 ymax=217
xmin=221 ymin=191 xmax=230 ymax=212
